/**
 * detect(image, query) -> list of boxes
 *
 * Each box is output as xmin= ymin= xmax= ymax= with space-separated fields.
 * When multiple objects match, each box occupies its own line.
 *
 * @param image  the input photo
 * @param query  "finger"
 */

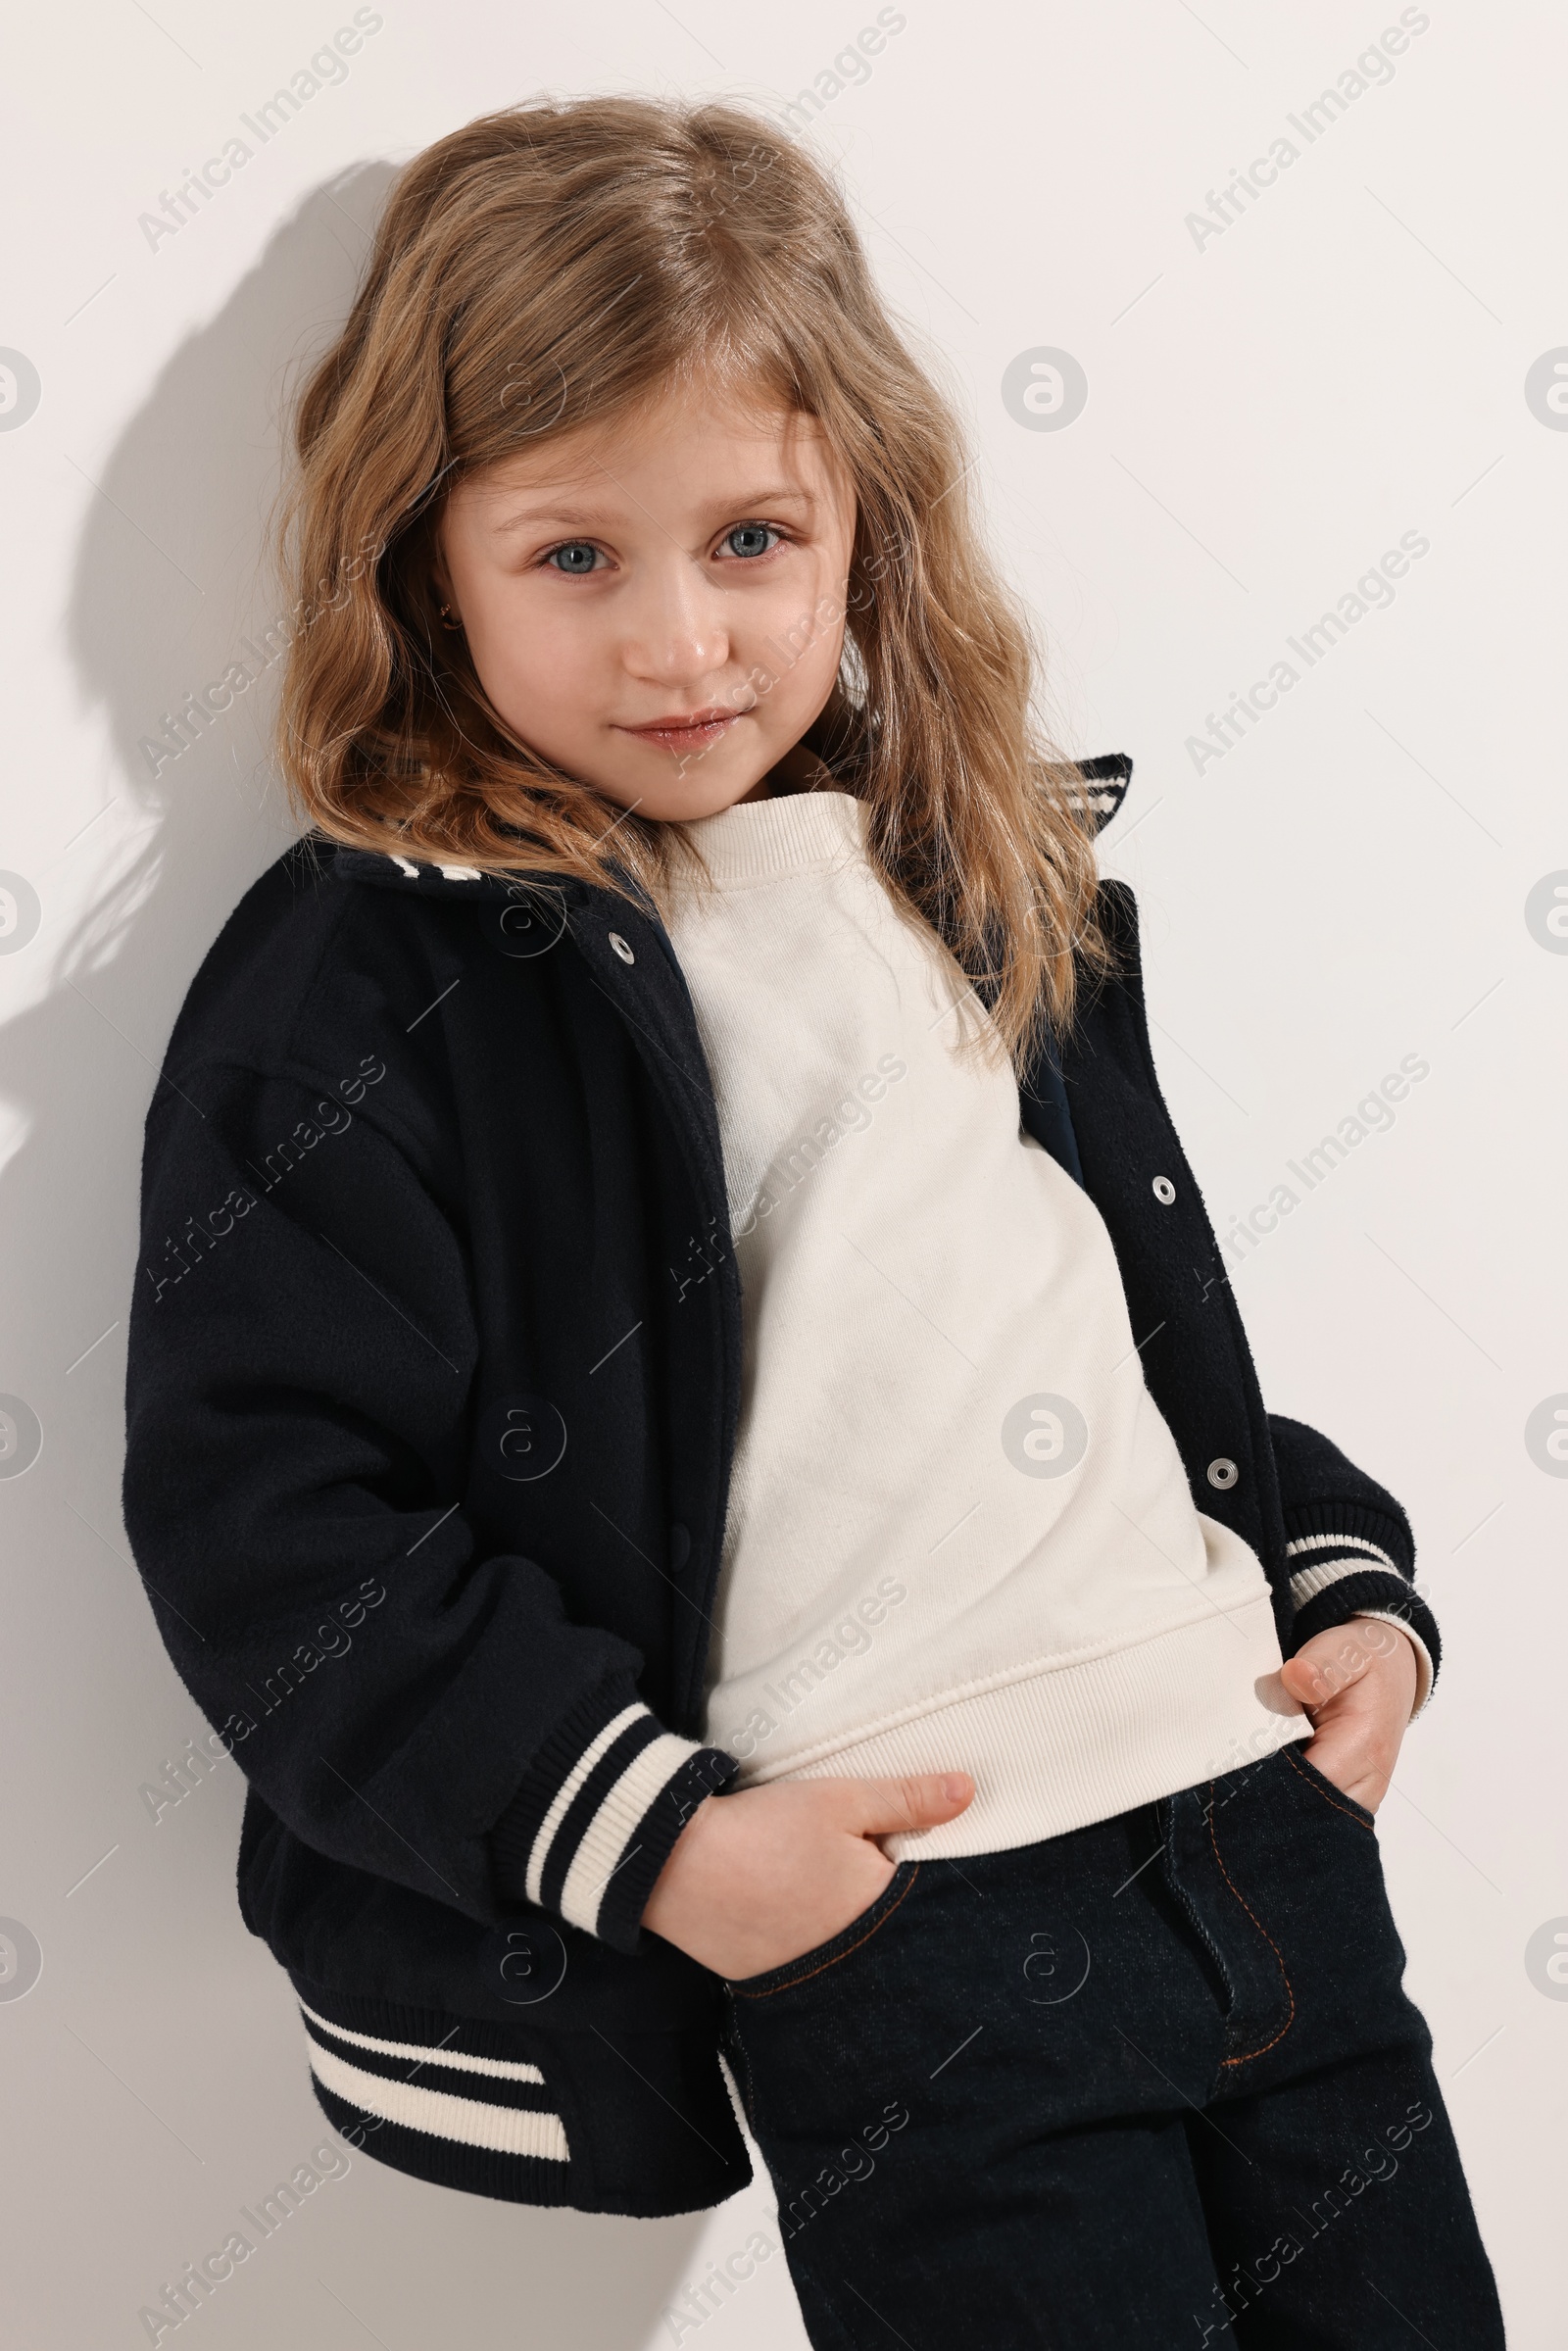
xmin=831 ymin=1772 xmax=974 ymax=1837
xmin=1280 ymin=1622 xmax=1383 ymax=1707
xmin=1295 ymin=1672 xmax=1404 ymax=1803
xmin=1300 ymin=1648 xmax=1412 ymax=1754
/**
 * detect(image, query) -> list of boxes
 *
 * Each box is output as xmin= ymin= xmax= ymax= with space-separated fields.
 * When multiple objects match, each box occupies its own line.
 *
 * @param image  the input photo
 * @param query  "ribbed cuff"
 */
xmin=1287 ymin=1569 xmax=1441 ymax=1720
xmin=596 ymin=1744 xmax=740 ymax=1950
xmin=490 ymin=1679 xmax=737 ymax=1954
xmin=1281 ymin=1496 xmax=1415 ymax=1582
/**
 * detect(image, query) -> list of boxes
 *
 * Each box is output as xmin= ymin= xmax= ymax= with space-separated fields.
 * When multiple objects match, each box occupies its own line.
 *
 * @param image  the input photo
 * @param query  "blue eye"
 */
xmin=722 ymin=523 xmax=779 ymax=560
xmin=547 ymin=541 xmax=601 ymax=573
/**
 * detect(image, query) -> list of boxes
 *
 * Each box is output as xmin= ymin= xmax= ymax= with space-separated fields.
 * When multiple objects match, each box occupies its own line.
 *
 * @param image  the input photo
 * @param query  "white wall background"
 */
xmin=2 ymin=2 xmax=1564 ymax=2342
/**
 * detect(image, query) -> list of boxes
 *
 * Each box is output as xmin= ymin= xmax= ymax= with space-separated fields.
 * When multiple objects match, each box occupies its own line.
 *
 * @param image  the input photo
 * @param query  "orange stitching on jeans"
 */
xmin=1205 ymin=1778 xmax=1297 ymax=2069
xmin=1281 ymin=1744 xmax=1377 ymax=1834
xmin=730 ymin=1866 xmax=921 ymax=2001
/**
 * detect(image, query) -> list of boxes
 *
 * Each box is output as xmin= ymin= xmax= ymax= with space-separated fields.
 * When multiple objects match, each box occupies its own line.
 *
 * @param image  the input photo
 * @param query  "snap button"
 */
xmin=1152 ymin=1176 xmax=1176 ymax=1204
xmin=609 ymin=931 xmax=635 ymax=964
xmin=1206 ymin=1457 xmax=1239 ymax=1491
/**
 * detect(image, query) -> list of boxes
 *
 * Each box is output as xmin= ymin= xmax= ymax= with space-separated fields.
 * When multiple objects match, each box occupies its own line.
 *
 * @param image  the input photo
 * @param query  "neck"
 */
xmin=740 ymin=742 xmax=837 ymax=805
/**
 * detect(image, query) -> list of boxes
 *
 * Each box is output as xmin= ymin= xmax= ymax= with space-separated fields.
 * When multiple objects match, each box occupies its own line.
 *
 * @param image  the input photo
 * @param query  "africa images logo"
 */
xmin=1002 ymin=349 xmax=1089 ymax=433
xmin=0 ymin=350 xmax=41 ymax=431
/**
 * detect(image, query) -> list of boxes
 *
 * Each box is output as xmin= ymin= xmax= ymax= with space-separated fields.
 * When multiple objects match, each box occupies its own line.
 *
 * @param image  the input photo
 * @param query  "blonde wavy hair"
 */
xmin=276 ymin=96 xmax=1108 ymax=1058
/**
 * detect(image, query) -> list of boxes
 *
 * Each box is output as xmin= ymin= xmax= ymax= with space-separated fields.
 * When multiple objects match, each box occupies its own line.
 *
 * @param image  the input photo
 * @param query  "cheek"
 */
xmin=736 ymin=563 xmax=847 ymax=712
xmin=465 ymin=586 xmax=608 ymax=736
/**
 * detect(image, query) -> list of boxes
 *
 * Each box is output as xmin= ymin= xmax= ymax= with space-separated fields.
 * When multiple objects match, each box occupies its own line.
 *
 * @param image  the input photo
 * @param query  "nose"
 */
xmin=620 ymin=553 xmax=731 ymax=693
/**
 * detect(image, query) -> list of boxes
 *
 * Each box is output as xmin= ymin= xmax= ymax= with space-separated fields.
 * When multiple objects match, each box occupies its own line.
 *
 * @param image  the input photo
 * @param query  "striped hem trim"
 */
xmin=298 ymin=1996 xmax=543 ymax=2084
xmin=300 ymin=2003 xmax=568 ymax=2164
xmin=1286 ymin=1531 xmax=1399 ymax=1575
xmin=306 ymin=2040 xmax=568 ymax=2163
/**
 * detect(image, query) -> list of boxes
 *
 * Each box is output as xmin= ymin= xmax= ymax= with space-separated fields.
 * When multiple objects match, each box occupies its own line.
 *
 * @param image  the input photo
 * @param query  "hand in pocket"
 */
xmin=1278 ymin=1618 xmax=1418 ymax=1816
xmin=641 ymin=1770 xmax=972 ymax=1980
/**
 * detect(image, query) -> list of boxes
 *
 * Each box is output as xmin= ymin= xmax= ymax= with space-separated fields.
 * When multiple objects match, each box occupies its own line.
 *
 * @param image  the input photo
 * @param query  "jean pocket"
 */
xmin=725 ymin=1862 xmax=921 ymax=2001
xmin=1280 ymin=1740 xmax=1378 ymax=1831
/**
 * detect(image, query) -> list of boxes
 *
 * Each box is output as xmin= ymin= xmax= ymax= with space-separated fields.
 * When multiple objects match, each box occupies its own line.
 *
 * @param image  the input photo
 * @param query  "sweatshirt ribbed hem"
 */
xmin=754 ymin=1592 xmax=1308 ymax=1860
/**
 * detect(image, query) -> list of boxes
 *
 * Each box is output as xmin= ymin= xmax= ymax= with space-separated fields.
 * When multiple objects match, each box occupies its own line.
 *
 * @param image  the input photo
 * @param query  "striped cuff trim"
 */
xmin=524 ymin=1702 xmax=645 ymax=1907
xmin=527 ymin=1705 xmax=707 ymax=1936
xmin=1289 ymin=1549 xmax=1402 ymax=1609
xmin=300 ymin=2005 xmax=568 ymax=2164
xmin=1287 ymin=1570 xmax=1441 ymax=1723
xmin=1286 ymin=1531 xmax=1399 ymax=1577
xmin=1279 ymin=1494 xmax=1414 ymax=1580
xmin=560 ymin=1729 xmax=710 ymax=1937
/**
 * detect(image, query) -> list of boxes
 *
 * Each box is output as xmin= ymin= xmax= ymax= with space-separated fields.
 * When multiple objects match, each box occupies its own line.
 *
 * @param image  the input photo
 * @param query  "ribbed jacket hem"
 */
xmin=291 ymin=1973 xmax=749 ymax=2215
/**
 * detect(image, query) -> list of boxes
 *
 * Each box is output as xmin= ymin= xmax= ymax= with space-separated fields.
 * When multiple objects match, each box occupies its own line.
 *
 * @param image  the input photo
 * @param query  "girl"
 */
xmin=123 ymin=99 xmax=1504 ymax=2346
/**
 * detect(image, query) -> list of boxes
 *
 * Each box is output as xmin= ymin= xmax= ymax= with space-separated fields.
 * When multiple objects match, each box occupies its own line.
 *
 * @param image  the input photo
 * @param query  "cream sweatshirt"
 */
xmin=666 ymin=789 xmax=1308 ymax=1860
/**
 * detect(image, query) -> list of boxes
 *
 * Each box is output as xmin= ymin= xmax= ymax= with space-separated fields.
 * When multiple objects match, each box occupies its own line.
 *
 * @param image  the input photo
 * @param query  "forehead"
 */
xmin=455 ymin=381 xmax=844 ymax=515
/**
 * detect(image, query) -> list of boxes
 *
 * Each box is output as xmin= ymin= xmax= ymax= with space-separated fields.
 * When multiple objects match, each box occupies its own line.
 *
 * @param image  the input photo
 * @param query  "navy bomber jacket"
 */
xmin=122 ymin=755 xmax=1439 ymax=2217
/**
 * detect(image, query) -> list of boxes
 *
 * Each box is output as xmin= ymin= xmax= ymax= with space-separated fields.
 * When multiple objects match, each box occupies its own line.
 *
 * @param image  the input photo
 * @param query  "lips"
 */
xmin=617 ymin=708 xmax=740 ymax=751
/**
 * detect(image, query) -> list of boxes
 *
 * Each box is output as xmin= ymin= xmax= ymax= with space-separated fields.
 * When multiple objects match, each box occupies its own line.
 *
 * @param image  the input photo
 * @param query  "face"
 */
xmin=434 ymin=378 xmax=858 ymax=820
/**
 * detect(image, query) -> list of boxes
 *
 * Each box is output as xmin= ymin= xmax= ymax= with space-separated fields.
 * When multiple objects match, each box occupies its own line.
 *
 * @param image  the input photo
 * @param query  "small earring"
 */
xmin=438 ymin=603 xmax=462 ymax=631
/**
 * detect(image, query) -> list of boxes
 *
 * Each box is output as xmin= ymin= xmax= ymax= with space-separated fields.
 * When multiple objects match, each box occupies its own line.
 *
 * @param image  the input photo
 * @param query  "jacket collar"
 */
xmin=330 ymin=845 xmax=593 ymax=905
xmin=326 ymin=753 xmax=1133 ymax=903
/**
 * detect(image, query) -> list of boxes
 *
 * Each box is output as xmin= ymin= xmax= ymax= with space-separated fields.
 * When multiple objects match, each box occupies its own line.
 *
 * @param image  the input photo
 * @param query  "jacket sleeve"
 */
xmin=1268 ymin=1413 xmax=1439 ymax=1716
xmin=122 ymin=1057 xmax=736 ymax=1956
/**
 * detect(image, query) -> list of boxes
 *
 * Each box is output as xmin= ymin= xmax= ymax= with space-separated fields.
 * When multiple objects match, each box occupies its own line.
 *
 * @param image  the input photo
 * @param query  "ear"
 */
xmin=424 ymin=545 xmax=465 ymax=636
xmin=415 ymin=499 xmax=456 ymax=619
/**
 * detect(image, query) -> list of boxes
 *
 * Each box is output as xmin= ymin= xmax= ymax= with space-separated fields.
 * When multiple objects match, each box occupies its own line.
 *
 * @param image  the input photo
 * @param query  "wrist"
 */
xmin=642 ymin=1787 xmax=724 ymax=1933
xmin=1350 ymin=1610 xmax=1433 ymax=1721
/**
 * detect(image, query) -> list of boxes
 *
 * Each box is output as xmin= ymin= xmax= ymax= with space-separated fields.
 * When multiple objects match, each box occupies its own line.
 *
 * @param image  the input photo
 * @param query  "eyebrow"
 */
xmin=487 ymin=484 xmax=819 ymax=537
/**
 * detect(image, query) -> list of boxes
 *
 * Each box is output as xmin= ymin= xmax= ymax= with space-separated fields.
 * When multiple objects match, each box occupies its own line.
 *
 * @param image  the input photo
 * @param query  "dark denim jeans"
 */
xmin=720 ymin=1739 xmax=1505 ymax=2348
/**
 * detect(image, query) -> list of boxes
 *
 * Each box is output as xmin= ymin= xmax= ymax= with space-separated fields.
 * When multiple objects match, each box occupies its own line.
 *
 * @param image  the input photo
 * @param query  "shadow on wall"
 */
xmin=11 ymin=171 xmax=405 ymax=1485
xmin=20 ymin=164 xmax=720 ymax=2341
